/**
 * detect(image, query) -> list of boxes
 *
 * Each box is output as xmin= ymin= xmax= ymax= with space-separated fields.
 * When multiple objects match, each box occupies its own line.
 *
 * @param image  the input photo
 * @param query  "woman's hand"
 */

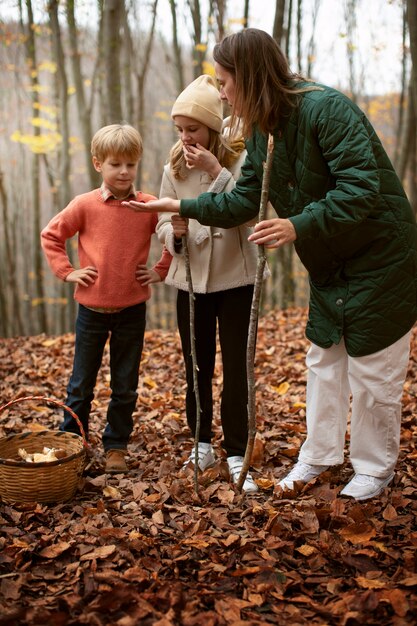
xmin=122 ymin=198 xmax=180 ymax=213
xmin=171 ymin=215 xmax=188 ymax=238
xmin=183 ymin=143 xmax=222 ymax=179
xmin=248 ymin=218 xmax=297 ymax=248
xmin=65 ymin=266 xmax=98 ymax=287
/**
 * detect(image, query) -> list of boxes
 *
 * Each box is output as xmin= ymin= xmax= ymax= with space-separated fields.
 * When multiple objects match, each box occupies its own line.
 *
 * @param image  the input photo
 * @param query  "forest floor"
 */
xmin=0 ymin=307 xmax=416 ymax=626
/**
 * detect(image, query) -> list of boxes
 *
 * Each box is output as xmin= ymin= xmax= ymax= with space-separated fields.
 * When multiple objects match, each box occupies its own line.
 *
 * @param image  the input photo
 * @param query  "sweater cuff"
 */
xmin=208 ymin=167 xmax=233 ymax=193
xmin=165 ymin=230 xmax=183 ymax=256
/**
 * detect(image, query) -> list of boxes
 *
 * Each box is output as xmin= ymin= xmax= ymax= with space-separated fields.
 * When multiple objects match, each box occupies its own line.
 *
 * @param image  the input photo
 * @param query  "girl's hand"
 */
xmin=136 ymin=265 xmax=161 ymax=285
xmin=248 ymin=218 xmax=297 ymax=248
xmin=122 ymin=198 xmax=180 ymax=213
xmin=171 ymin=215 xmax=188 ymax=238
xmin=183 ymin=143 xmax=222 ymax=179
xmin=65 ymin=266 xmax=98 ymax=287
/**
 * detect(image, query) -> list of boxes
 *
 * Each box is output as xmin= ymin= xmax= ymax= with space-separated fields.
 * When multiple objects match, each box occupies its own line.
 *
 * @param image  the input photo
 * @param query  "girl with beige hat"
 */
xmin=156 ymin=74 xmax=264 ymax=493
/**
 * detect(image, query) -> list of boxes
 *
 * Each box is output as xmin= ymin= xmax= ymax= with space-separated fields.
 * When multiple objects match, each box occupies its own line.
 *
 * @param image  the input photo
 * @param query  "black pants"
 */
xmin=177 ymin=285 xmax=254 ymax=457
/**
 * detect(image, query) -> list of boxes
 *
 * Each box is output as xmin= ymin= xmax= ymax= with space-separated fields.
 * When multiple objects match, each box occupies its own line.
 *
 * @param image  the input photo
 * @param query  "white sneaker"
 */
xmin=278 ymin=461 xmax=329 ymax=490
xmin=183 ymin=443 xmax=216 ymax=472
xmin=227 ymin=456 xmax=259 ymax=493
xmin=340 ymin=473 xmax=394 ymax=501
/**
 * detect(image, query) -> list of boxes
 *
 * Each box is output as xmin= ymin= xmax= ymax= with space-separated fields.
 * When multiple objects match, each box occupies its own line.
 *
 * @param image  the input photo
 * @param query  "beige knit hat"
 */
xmin=171 ymin=75 xmax=223 ymax=133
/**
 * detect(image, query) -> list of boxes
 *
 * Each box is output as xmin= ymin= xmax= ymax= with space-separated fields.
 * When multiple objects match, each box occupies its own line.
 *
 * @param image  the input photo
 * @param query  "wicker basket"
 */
xmin=0 ymin=396 xmax=88 ymax=504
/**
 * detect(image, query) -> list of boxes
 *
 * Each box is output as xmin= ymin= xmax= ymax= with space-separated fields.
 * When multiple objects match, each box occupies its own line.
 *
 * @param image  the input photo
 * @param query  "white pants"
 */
xmin=298 ymin=332 xmax=411 ymax=477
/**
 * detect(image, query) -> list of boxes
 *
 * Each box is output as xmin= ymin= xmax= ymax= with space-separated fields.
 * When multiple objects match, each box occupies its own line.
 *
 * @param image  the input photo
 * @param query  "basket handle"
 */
xmin=0 ymin=396 xmax=89 ymax=448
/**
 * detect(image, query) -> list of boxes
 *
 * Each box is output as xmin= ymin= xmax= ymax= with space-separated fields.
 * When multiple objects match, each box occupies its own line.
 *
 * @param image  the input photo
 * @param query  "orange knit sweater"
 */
xmin=41 ymin=189 xmax=172 ymax=309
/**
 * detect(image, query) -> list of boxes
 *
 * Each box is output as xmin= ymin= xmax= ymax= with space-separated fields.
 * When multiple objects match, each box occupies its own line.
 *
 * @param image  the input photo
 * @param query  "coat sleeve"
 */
xmin=289 ymin=93 xmax=380 ymax=241
xmin=180 ymin=153 xmax=262 ymax=228
xmin=156 ymin=169 xmax=180 ymax=255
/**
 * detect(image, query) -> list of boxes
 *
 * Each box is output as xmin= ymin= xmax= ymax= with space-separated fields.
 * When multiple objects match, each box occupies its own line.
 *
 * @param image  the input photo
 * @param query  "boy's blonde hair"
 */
xmin=91 ymin=124 xmax=143 ymax=162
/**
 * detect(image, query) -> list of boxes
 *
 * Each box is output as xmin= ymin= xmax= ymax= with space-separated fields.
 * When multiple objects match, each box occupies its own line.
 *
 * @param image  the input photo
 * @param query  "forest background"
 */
xmin=0 ymin=0 xmax=416 ymax=339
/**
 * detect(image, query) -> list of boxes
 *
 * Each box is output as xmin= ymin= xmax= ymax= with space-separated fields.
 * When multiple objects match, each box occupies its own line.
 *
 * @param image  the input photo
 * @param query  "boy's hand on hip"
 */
xmin=65 ymin=267 xmax=98 ymax=287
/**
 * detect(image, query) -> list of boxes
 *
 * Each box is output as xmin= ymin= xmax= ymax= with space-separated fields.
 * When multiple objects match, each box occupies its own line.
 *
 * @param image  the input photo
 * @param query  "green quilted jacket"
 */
xmin=181 ymin=83 xmax=417 ymax=356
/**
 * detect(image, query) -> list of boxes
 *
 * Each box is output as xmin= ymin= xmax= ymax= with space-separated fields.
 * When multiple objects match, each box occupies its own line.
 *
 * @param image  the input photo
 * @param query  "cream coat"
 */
xmin=156 ymin=151 xmax=266 ymax=293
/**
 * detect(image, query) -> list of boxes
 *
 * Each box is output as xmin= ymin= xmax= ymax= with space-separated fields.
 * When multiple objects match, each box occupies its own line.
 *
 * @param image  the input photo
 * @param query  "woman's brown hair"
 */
xmin=213 ymin=28 xmax=307 ymax=136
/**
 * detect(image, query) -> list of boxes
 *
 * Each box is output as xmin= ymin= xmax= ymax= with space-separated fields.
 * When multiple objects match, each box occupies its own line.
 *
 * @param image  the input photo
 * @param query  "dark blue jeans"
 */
xmin=61 ymin=303 xmax=146 ymax=451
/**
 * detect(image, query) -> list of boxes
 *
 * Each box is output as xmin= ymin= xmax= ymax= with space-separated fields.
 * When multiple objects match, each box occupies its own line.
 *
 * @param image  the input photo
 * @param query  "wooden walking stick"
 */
xmin=183 ymin=234 xmax=202 ymax=494
xmin=235 ymin=133 xmax=275 ymax=492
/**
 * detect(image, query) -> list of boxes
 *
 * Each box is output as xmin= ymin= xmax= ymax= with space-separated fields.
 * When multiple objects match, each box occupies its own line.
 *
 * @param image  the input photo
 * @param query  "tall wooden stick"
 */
xmin=236 ymin=133 xmax=275 ymax=492
xmin=183 ymin=234 xmax=201 ymax=494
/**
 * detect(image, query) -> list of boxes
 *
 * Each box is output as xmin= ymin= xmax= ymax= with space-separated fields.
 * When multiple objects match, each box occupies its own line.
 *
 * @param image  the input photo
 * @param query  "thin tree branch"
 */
xmin=236 ymin=133 xmax=274 ymax=492
xmin=183 ymin=234 xmax=202 ymax=495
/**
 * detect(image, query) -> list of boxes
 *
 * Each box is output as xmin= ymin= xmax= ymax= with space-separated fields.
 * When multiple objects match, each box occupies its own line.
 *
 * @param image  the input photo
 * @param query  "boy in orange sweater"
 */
xmin=41 ymin=124 xmax=171 ymax=473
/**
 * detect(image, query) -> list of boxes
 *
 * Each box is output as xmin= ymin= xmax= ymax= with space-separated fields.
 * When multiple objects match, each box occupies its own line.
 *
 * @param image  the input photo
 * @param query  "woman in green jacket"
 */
xmin=125 ymin=28 xmax=417 ymax=501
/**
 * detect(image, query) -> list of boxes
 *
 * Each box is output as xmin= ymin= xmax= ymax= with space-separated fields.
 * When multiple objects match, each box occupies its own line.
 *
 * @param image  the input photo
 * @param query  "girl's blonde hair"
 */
xmin=170 ymin=125 xmax=245 ymax=181
xmin=91 ymin=124 xmax=143 ymax=162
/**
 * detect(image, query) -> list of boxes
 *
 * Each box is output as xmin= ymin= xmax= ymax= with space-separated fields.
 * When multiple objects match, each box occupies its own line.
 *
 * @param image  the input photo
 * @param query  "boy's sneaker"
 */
xmin=105 ymin=449 xmax=128 ymax=473
xmin=340 ymin=473 xmax=394 ymax=501
xmin=278 ymin=461 xmax=329 ymax=490
xmin=227 ymin=456 xmax=258 ymax=493
xmin=182 ymin=443 xmax=216 ymax=472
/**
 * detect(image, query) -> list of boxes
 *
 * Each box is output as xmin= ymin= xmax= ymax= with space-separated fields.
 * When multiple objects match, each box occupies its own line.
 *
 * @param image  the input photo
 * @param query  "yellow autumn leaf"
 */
xmin=38 ymin=60 xmax=57 ymax=73
xmin=228 ymin=17 xmax=247 ymax=25
xmin=143 ymin=376 xmax=157 ymax=389
xmin=31 ymin=117 xmax=57 ymax=131
xmin=41 ymin=338 xmax=59 ymax=347
xmin=202 ymin=61 xmax=215 ymax=77
xmin=33 ymin=102 xmax=57 ymax=118
xmin=195 ymin=43 xmax=207 ymax=52
xmin=272 ymin=382 xmax=290 ymax=395
xmin=67 ymin=86 xmax=76 ymax=95
xmin=292 ymin=401 xmax=306 ymax=409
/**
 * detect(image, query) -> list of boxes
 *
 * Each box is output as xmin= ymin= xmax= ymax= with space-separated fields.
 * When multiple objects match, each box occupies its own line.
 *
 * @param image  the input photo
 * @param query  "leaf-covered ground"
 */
xmin=0 ymin=308 xmax=416 ymax=626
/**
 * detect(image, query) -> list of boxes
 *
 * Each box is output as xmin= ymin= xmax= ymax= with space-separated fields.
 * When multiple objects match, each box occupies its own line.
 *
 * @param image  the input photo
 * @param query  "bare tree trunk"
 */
xmin=135 ymin=0 xmax=159 ymax=188
xmin=0 ymin=171 xmax=24 ymax=335
xmin=306 ymin=0 xmax=320 ymax=78
xmin=296 ymin=0 xmax=302 ymax=73
xmin=236 ymin=134 xmax=274 ymax=492
xmin=22 ymin=0 xmax=47 ymax=334
xmin=103 ymin=0 xmax=123 ymax=123
xmin=187 ymin=0 xmax=205 ymax=78
xmin=243 ymin=0 xmax=249 ymax=28
xmin=169 ymin=0 xmax=185 ymax=93
xmin=183 ymin=237 xmax=202 ymax=495
xmin=66 ymin=0 xmax=99 ymax=189
xmin=210 ymin=0 xmax=226 ymax=42
xmin=394 ymin=4 xmax=408 ymax=167
xmin=407 ymin=0 xmax=417 ymax=111
xmin=49 ymin=0 xmax=76 ymax=333
xmin=344 ymin=0 xmax=358 ymax=102
xmin=397 ymin=81 xmax=415 ymax=183
xmin=273 ymin=0 xmax=286 ymax=45
xmin=285 ymin=0 xmax=293 ymax=60
xmin=271 ymin=3 xmax=296 ymax=309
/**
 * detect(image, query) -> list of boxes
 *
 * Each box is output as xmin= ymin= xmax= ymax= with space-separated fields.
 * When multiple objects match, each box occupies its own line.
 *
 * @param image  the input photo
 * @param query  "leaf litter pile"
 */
xmin=0 ymin=308 xmax=416 ymax=626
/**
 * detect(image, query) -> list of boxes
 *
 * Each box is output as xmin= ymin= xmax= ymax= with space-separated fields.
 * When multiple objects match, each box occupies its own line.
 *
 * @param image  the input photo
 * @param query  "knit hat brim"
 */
xmin=171 ymin=75 xmax=223 ymax=133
